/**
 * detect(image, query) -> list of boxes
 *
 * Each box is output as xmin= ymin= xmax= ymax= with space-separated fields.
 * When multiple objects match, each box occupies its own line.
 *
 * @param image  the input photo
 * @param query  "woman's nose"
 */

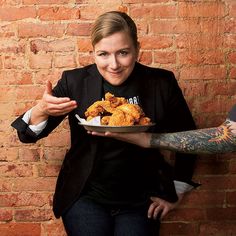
xmin=109 ymin=55 xmax=120 ymax=69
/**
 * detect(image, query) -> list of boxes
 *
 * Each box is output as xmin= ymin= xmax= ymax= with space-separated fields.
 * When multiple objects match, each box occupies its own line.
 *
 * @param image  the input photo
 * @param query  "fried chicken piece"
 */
xmin=108 ymin=110 xmax=135 ymax=126
xmin=85 ymin=100 xmax=114 ymax=119
xmin=116 ymin=104 xmax=144 ymax=122
xmin=101 ymin=116 xmax=110 ymax=125
xmin=138 ymin=116 xmax=151 ymax=125
xmin=84 ymin=93 xmax=152 ymax=126
xmin=105 ymin=92 xmax=127 ymax=108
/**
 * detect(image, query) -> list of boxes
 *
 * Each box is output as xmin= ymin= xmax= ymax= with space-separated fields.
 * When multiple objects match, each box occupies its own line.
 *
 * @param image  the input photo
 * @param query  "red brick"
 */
xmin=23 ymin=0 xmax=70 ymax=3
xmin=0 ymin=22 xmax=16 ymax=37
xmin=29 ymin=53 xmax=53 ymax=69
xmin=228 ymin=51 xmax=236 ymax=64
xmin=178 ymin=2 xmax=225 ymax=18
xmin=160 ymin=222 xmax=198 ymax=235
xmin=206 ymin=207 xmax=236 ymax=221
xmin=77 ymin=38 xmax=93 ymax=52
xmin=0 ymin=223 xmax=41 ymax=236
xmin=3 ymin=54 xmax=26 ymax=69
xmin=67 ymin=23 xmax=92 ymax=36
xmin=77 ymin=54 xmax=94 ymax=67
xmin=0 ymin=148 xmax=18 ymax=162
xmin=0 ymin=71 xmax=32 ymax=85
xmin=13 ymin=101 xmax=36 ymax=116
xmin=13 ymin=178 xmax=56 ymax=191
xmin=178 ymin=50 xmax=224 ymax=66
xmin=79 ymin=7 xmax=111 ymax=20
xmin=226 ymin=191 xmax=236 ymax=205
xmin=138 ymin=51 xmax=153 ymax=65
xmin=225 ymin=35 xmax=236 ymax=48
xmin=19 ymin=148 xmax=41 ymax=162
xmin=165 ymin=208 xmax=205 ymax=221
xmin=194 ymin=159 xmax=229 ymax=175
xmin=15 ymin=209 xmax=53 ymax=222
xmin=18 ymin=23 xmax=66 ymax=38
xmin=30 ymin=39 xmax=76 ymax=53
xmin=183 ymin=191 xmax=225 ymax=207
xmin=124 ymin=0 xmax=168 ymax=3
xmin=16 ymin=86 xmax=44 ymax=101
xmin=154 ymin=51 xmax=176 ymax=64
xmin=130 ymin=5 xmax=177 ymax=19
xmin=0 ymin=179 xmax=12 ymax=192
xmin=225 ymin=19 xmax=236 ymax=33
xmin=199 ymin=222 xmax=236 ymax=236
xmin=34 ymin=69 xmax=62 ymax=85
xmin=140 ymin=36 xmax=173 ymax=49
xmin=43 ymin=148 xmax=67 ymax=162
xmin=228 ymin=2 xmax=236 ymax=17
xmin=150 ymin=20 xmax=178 ymax=34
xmin=54 ymin=54 xmax=77 ymax=68
xmin=0 ymin=192 xmax=51 ymax=207
xmin=0 ymin=209 xmax=13 ymax=221
xmin=176 ymin=35 xmax=224 ymax=50
xmin=0 ymin=7 xmax=36 ymax=21
xmin=41 ymin=220 xmax=67 ymax=236
xmin=230 ymin=160 xmax=236 ymax=174
xmin=198 ymin=176 xmax=236 ymax=190
xmin=0 ymin=39 xmax=25 ymax=53
xmin=229 ymin=67 xmax=236 ymax=79
xmin=38 ymin=164 xmax=61 ymax=177
xmin=43 ymin=130 xmax=70 ymax=147
xmin=179 ymin=81 xmax=206 ymax=97
xmin=179 ymin=66 xmax=226 ymax=80
xmin=205 ymin=81 xmax=236 ymax=96
xmin=0 ymin=164 xmax=33 ymax=177
xmin=38 ymin=7 xmax=80 ymax=21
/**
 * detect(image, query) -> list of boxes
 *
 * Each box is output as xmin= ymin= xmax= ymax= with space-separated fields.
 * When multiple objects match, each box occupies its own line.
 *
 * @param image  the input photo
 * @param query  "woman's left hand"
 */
xmin=148 ymin=193 xmax=184 ymax=220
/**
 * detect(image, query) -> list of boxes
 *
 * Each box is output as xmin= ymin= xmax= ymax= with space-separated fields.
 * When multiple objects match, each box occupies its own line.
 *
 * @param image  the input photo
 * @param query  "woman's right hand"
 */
xmin=30 ymin=81 xmax=77 ymax=125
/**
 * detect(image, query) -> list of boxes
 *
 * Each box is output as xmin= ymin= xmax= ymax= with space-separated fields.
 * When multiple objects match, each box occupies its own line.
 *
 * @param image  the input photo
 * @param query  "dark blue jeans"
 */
xmin=62 ymin=197 xmax=160 ymax=236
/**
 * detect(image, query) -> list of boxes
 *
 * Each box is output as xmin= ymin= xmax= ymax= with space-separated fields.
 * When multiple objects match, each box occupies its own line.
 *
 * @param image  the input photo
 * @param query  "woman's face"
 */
xmin=94 ymin=31 xmax=139 ymax=86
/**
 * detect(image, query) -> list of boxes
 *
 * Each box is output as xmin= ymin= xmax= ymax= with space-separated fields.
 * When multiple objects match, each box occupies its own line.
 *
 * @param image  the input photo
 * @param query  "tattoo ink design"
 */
xmin=150 ymin=119 xmax=236 ymax=154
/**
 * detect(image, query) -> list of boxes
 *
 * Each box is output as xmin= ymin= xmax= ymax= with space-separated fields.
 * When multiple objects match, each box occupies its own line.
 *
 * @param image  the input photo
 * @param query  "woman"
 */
xmin=11 ymin=11 xmax=198 ymax=236
xmin=91 ymin=104 xmax=236 ymax=154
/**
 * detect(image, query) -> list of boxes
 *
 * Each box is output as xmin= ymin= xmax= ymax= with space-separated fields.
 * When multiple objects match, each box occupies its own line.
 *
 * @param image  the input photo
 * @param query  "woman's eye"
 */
xmin=119 ymin=51 xmax=128 ymax=56
xmin=98 ymin=52 xmax=107 ymax=57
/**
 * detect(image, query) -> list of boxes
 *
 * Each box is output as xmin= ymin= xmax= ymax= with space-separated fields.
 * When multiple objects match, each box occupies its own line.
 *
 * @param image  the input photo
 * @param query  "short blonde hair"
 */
xmin=91 ymin=11 xmax=138 ymax=49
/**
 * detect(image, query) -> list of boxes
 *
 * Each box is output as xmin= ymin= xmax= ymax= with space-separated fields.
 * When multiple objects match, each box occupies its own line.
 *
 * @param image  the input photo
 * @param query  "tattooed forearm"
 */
xmin=150 ymin=119 xmax=236 ymax=154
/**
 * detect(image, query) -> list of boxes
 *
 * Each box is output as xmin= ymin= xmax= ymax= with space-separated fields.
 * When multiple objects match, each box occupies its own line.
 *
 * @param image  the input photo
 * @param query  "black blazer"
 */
xmin=11 ymin=62 xmax=198 ymax=218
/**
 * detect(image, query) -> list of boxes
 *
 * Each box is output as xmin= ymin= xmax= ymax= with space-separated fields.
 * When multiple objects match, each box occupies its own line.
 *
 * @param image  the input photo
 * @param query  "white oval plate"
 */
xmin=78 ymin=123 xmax=155 ymax=133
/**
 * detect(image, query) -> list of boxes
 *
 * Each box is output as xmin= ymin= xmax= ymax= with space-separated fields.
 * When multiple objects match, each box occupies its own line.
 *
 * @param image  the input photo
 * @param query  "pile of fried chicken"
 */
xmin=84 ymin=93 xmax=151 ymax=126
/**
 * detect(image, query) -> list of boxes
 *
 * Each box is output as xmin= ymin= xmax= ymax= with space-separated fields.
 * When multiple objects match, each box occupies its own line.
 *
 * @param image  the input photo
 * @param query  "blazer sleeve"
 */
xmin=11 ymin=72 xmax=69 ymax=143
xmin=164 ymin=73 xmax=198 ymax=186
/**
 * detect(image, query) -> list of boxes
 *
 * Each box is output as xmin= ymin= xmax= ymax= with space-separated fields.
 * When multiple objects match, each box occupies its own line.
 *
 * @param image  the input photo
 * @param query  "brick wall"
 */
xmin=1 ymin=0 xmax=236 ymax=235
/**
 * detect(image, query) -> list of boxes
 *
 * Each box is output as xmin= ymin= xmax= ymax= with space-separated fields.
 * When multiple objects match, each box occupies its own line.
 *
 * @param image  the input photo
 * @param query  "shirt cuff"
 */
xmin=174 ymin=180 xmax=194 ymax=194
xmin=22 ymin=108 xmax=48 ymax=135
